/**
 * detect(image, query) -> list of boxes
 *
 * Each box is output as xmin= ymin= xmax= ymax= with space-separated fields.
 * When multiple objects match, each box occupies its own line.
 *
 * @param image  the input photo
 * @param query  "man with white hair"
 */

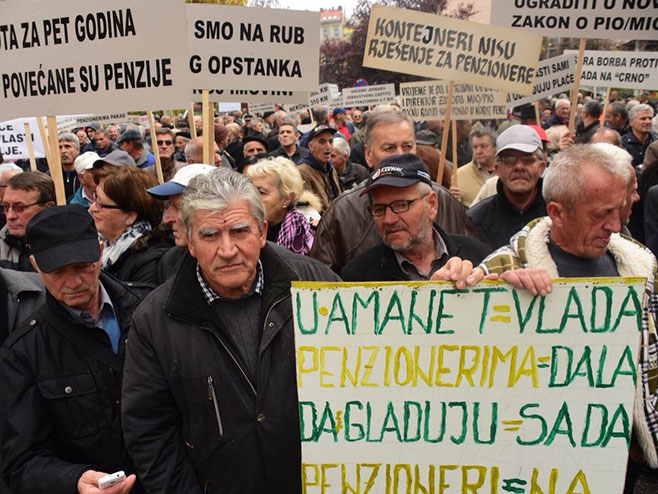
xmin=58 ymin=132 xmax=80 ymax=201
xmin=331 ymin=136 xmax=368 ymax=190
xmin=622 ymin=103 xmax=655 ymax=167
xmin=68 ymin=152 xmax=100 ymax=209
xmin=543 ymin=98 xmax=570 ymax=129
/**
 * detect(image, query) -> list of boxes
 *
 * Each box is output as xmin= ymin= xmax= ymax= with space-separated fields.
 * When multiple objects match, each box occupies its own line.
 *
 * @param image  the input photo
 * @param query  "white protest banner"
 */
xmin=363 ymin=6 xmax=542 ymax=95
xmin=491 ymin=0 xmax=657 ymax=40
xmin=564 ymin=50 xmax=658 ymax=90
xmin=218 ymin=102 xmax=242 ymax=113
xmin=284 ymin=102 xmax=310 ymax=114
xmin=193 ymin=88 xmax=309 ymax=104
xmin=0 ymin=0 xmax=191 ymax=121
xmin=400 ymin=81 xmax=508 ymax=120
xmin=0 ymin=117 xmax=47 ymax=159
xmin=308 ymin=83 xmax=339 ymax=108
xmin=73 ymin=112 xmax=129 ymax=125
xmin=187 ymin=5 xmax=319 ymax=92
xmin=294 ymin=278 xmax=642 ymax=494
xmin=342 ymin=83 xmax=396 ymax=107
xmin=248 ymin=102 xmax=275 ymax=114
xmin=507 ymin=54 xmax=577 ymax=108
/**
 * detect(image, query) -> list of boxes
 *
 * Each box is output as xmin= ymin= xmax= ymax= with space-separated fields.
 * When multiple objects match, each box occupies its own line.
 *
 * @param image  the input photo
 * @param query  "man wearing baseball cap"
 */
xmin=69 ymin=151 xmax=100 ymax=208
xmin=341 ymin=153 xmax=489 ymax=282
xmin=468 ymin=125 xmax=548 ymax=250
xmin=298 ymin=123 xmax=342 ymax=213
xmin=146 ymin=163 xmax=215 ymax=282
xmin=0 ymin=205 xmax=149 ymax=494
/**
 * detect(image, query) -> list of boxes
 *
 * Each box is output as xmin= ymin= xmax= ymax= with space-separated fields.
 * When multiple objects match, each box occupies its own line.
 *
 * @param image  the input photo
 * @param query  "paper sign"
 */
xmin=0 ymin=0 xmax=191 ymax=120
xmin=507 ymin=54 xmax=577 ymax=108
xmin=564 ymin=50 xmax=658 ymax=90
xmin=342 ymin=84 xmax=396 ymax=107
xmin=192 ymin=88 xmax=309 ymax=104
xmin=187 ymin=4 xmax=319 ymax=92
xmin=73 ymin=112 xmax=129 ymax=125
xmin=400 ymin=81 xmax=508 ymax=120
xmin=248 ymin=102 xmax=275 ymax=114
xmin=491 ymin=0 xmax=657 ymax=40
xmin=218 ymin=102 xmax=242 ymax=113
xmin=293 ymin=279 xmax=643 ymax=494
xmin=308 ymin=83 xmax=339 ymax=108
xmin=363 ymin=5 xmax=542 ymax=95
xmin=284 ymin=102 xmax=310 ymax=114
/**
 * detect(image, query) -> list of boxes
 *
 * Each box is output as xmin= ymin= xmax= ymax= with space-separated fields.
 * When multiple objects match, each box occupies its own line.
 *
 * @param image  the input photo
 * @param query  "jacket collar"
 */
xmin=0 ymin=268 xmax=43 ymax=297
xmin=496 ymin=177 xmax=545 ymax=214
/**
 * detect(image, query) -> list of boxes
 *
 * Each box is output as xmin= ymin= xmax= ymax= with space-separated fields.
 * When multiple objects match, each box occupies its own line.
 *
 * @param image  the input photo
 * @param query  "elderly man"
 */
xmin=145 ymin=128 xmax=184 ymax=181
xmin=0 ymin=172 xmax=55 ymax=271
xmin=122 ymin=168 xmax=339 ymax=493
xmin=0 ymin=163 xmax=22 ymax=229
xmin=310 ymin=107 xmax=474 ymax=273
xmin=58 ymin=132 xmax=81 ymax=201
xmin=185 ymin=137 xmax=221 ymax=167
xmin=298 ymin=124 xmax=342 ymax=212
xmin=93 ymin=129 xmax=117 ymax=157
xmin=543 ymin=98 xmax=570 ymax=129
xmin=574 ymin=99 xmax=601 ymax=144
xmin=477 ymin=144 xmax=658 ymax=494
xmin=452 ymin=127 xmax=497 ymax=207
xmin=69 ymin=152 xmax=100 ymax=209
xmin=117 ymin=128 xmax=154 ymax=169
xmin=341 ymin=154 xmax=489 ymax=281
xmin=622 ymin=103 xmax=655 ymax=167
xmin=0 ymin=205 xmax=148 ymax=494
xmin=268 ymin=117 xmax=309 ymax=164
xmin=242 ymin=135 xmax=268 ymax=158
xmin=332 ymin=136 xmax=368 ymax=191
xmin=146 ymin=163 xmax=215 ymax=283
xmin=605 ymin=101 xmax=629 ymax=133
xmin=468 ymin=126 xmax=547 ymax=250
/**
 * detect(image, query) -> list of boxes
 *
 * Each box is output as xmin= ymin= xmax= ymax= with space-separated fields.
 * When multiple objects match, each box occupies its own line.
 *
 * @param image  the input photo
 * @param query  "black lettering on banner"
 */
xmin=194 ymin=19 xmax=234 ymax=40
xmin=74 ymin=9 xmax=136 ymax=42
xmin=102 ymin=58 xmax=172 ymax=91
xmin=205 ymin=56 xmax=302 ymax=78
xmin=42 ymin=17 xmax=70 ymax=45
xmin=576 ymin=16 xmax=588 ymax=28
xmin=0 ymin=65 xmax=76 ymax=98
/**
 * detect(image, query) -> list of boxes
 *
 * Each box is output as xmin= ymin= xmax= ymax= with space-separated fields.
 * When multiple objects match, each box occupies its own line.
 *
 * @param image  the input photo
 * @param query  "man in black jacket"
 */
xmin=342 ymin=154 xmax=490 ymax=282
xmin=468 ymin=125 xmax=547 ymax=250
xmin=122 ymin=168 xmax=340 ymax=494
xmin=0 ymin=205 xmax=147 ymax=494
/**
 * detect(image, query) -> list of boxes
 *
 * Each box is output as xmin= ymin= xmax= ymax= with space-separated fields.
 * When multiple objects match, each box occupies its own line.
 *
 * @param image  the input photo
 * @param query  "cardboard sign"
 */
xmin=187 ymin=4 xmax=319 ymax=92
xmin=73 ymin=112 xmax=129 ymax=125
xmin=308 ymin=83 xmax=339 ymax=108
xmin=0 ymin=0 xmax=191 ymax=120
xmin=248 ymin=102 xmax=275 ymax=114
xmin=284 ymin=102 xmax=310 ymax=114
xmin=564 ymin=50 xmax=658 ymax=90
xmin=363 ymin=6 xmax=542 ymax=95
xmin=491 ymin=0 xmax=657 ymax=40
xmin=400 ymin=81 xmax=508 ymax=120
xmin=342 ymin=83 xmax=396 ymax=107
xmin=293 ymin=279 xmax=642 ymax=494
xmin=507 ymin=54 xmax=577 ymax=108
xmin=218 ymin=102 xmax=242 ymax=113
xmin=192 ymin=88 xmax=309 ymax=104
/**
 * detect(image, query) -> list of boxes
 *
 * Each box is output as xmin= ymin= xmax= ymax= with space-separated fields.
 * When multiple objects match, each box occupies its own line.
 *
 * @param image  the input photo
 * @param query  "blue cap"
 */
xmin=147 ymin=164 xmax=215 ymax=199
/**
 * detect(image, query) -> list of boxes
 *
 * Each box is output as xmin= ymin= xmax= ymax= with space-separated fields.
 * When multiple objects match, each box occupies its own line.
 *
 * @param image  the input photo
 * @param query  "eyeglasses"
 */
xmin=157 ymin=140 xmax=173 ymax=146
xmin=368 ymin=193 xmax=429 ymax=217
xmin=92 ymin=193 xmax=122 ymax=211
xmin=498 ymin=155 xmax=539 ymax=167
xmin=1 ymin=201 xmax=45 ymax=213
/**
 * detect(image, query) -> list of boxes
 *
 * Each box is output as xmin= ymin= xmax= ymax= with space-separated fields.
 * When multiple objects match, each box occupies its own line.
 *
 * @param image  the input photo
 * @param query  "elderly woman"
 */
xmin=246 ymin=157 xmax=317 ymax=255
xmin=89 ymin=166 xmax=170 ymax=285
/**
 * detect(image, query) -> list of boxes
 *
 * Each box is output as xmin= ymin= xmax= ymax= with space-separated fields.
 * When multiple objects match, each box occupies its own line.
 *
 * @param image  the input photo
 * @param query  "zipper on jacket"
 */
xmin=207 ymin=376 xmax=224 ymax=437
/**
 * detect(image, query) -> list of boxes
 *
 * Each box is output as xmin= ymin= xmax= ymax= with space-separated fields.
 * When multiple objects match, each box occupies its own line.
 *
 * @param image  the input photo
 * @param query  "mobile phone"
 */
xmin=98 ymin=471 xmax=126 ymax=490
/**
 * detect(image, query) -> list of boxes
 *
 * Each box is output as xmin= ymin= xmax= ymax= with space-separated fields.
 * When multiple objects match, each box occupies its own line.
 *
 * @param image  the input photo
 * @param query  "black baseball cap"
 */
xmin=26 ymin=205 xmax=101 ymax=273
xmin=360 ymin=153 xmax=432 ymax=196
xmin=307 ymin=124 xmax=335 ymax=141
xmin=242 ymin=135 xmax=268 ymax=149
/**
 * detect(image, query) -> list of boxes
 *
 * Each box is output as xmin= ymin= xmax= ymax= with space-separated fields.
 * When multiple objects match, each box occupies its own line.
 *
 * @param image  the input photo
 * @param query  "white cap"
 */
xmin=73 ymin=152 xmax=101 ymax=174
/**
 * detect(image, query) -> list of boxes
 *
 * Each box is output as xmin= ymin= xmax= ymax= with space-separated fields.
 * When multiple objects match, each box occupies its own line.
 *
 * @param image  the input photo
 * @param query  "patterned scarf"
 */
xmin=100 ymin=221 xmax=151 ymax=269
xmin=276 ymin=208 xmax=315 ymax=255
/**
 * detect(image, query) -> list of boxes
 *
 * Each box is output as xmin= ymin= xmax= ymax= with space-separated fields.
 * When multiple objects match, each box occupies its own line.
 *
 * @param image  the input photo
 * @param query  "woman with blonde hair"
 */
xmin=246 ymin=156 xmax=318 ymax=255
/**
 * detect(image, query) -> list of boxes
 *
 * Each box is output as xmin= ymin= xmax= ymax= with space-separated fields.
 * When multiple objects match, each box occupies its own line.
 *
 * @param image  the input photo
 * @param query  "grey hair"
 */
xmin=278 ymin=116 xmax=298 ymax=133
xmin=591 ymin=127 xmax=622 ymax=146
xmin=250 ymin=117 xmax=263 ymax=128
xmin=555 ymin=98 xmax=570 ymax=109
xmin=182 ymin=167 xmax=265 ymax=233
xmin=0 ymin=163 xmax=23 ymax=175
xmin=470 ymin=127 xmax=498 ymax=145
xmin=364 ymin=107 xmax=415 ymax=148
xmin=58 ymin=132 xmax=80 ymax=150
xmin=543 ymin=144 xmax=630 ymax=208
xmin=607 ymin=101 xmax=627 ymax=119
xmin=333 ymin=137 xmax=350 ymax=157
xmin=583 ymin=100 xmax=602 ymax=119
xmin=629 ymin=103 xmax=654 ymax=121
xmin=312 ymin=106 xmax=329 ymax=123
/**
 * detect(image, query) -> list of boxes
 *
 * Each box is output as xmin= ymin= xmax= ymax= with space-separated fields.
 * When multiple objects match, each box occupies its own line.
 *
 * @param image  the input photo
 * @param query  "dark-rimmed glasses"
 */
xmin=368 ymin=193 xmax=429 ymax=217
xmin=1 ymin=201 xmax=45 ymax=213
xmin=92 ymin=193 xmax=122 ymax=211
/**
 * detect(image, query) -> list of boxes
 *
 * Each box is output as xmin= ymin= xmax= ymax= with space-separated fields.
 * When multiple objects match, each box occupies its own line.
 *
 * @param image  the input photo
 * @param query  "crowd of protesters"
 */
xmin=0 ymin=89 xmax=657 ymax=494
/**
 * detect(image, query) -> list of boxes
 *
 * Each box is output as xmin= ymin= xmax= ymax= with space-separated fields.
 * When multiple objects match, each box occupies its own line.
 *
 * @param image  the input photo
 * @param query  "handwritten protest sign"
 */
xmin=400 ymin=81 xmax=508 ymax=120
xmin=308 ymin=83 xmax=340 ymax=108
xmin=491 ymin=0 xmax=657 ymax=40
xmin=192 ymin=88 xmax=309 ymax=104
xmin=342 ymin=84 xmax=396 ymax=107
xmin=564 ymin=50 xmax=658 ymax=90
xmin=187 ymin=5 xmax=319 ymax=92
xmin=507 ymin=54 xmax=576 ymax=108
xmin=293 ymin=279 xmax=642 ymax=494
xmin=363 ymin=6 xmax=542 ymax=95
xmin=0 ymin=0 xmax=191 ymax=120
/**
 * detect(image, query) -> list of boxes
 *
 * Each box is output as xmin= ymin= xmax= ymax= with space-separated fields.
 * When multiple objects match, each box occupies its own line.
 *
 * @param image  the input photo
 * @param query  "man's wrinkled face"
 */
xmin=157 ymin=135 xmax=175 ymax=159
xmin=277 ymin=125 xmax=297 ymax=148
xmin=243 ymin=140 xmax=266 ymax=157
xmin=604 ymin=110 xmax=625 ymax=131
xmin=330 ymin=148 xmax=348 ymax=174
xmin=34 ymin=258 xmax=102 ymax=313
xmin=3 ymin=187 xmax=51 ymax=239
xmin=620 ymin=165 xmax=639 ymax=226
xmin=371 ymin=184 xmax=437 ymax=254
xmin=175 ymin=135 xmax=189 ymax=153
xmin=163 ymin=194 xmax=187 ymax=247
xmin=252 ymin=120 xmax=263 ymax=133
xmin=76 ymin=130 xmax=88 ymax=145
xmin=495 ymin=150 xmax=545 ymax=196
xmin=59 ymin=141 xmax=79 ymax=167
xmin=352 ymin=110 xmax=363 ymax=124
xmin=309 ymin=133 xmax=333 ymax=164
xmin=187 ymin=201 xmax=267 ymax=299
xmin=552 ymin=165 xmax=626 ymax=259
xmin=556 ymin=102 xmax=570 ymax=119
xmin=630 ymin=109 xmax=654 ymax=136
xmin=95 ymin=133 xmax=110 ymax=150
xmin=472 ymin=135 xmax=496 ymax=166
xmin=108 ymin=126 xmax=120 ymax=142
xmin=365 ymin=121 xmax=416 ymax=170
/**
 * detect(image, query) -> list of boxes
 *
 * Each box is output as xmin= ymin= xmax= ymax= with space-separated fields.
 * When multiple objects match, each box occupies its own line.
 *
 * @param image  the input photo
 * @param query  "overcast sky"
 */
xmin=276 ymin=0 xmax=359 ymax=17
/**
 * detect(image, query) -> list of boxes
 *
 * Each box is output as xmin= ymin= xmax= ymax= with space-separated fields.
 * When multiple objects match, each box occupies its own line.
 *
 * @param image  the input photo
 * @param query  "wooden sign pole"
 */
xmin=601 ymin=87 xmax=612 ymax=125
xmin=189 ymin=103 xmax=197 ymax=140
xmin=451 ymin=120 xmax=458 ymax=188
xmin=46 ymin=116 xmax=66 ymax=205
xmin=36 ymin=117 xmax=52 ymax=166
xmin=568 ymin=38 xmax=587 ymax=131
xmin=147 ymin=111 xmax=164 ymax=185
xmin=437 ymin=81 xmax=455 ymax=185
xmin=23 ymin=122 xmax=38 ymax=171
xmin=534 ymin=102 xmax=541 ymax=126
xmin=202 ymin=89 xmax=213 ymax=165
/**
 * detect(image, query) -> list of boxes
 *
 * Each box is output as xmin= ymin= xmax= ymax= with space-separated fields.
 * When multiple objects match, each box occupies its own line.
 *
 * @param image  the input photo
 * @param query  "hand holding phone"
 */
xmin=98 ymin=471 xmax=125 ymax=490
xmin=77 ymin=469 xmax=136 ymax=494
